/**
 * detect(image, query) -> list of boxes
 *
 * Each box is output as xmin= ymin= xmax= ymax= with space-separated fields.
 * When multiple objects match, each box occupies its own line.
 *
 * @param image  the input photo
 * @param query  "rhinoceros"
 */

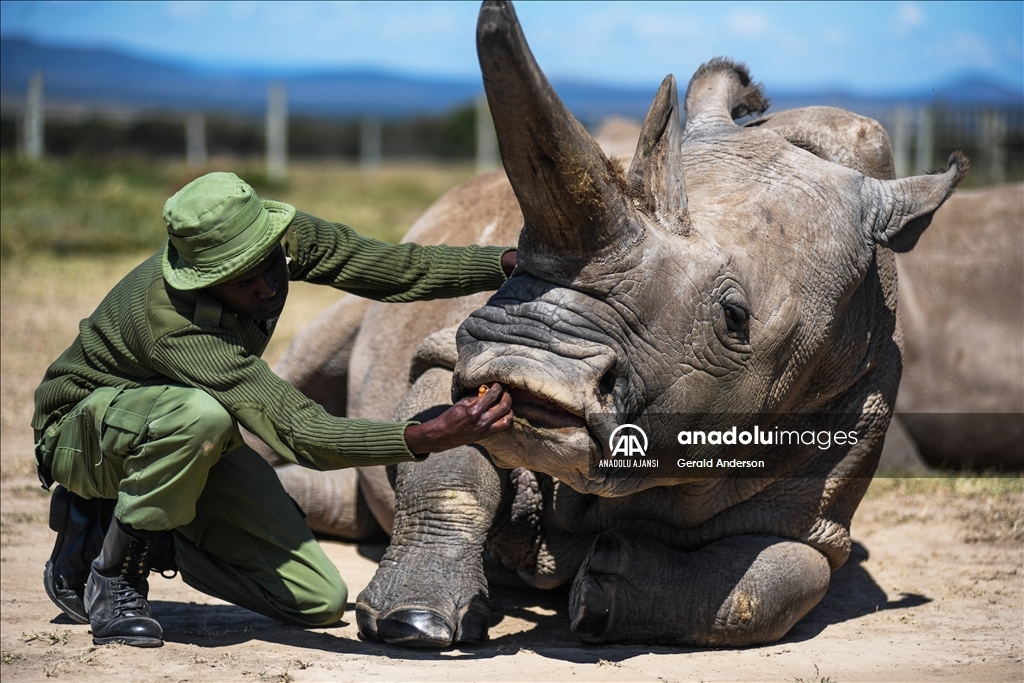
xmin=893 ymin=182 xmax=1024 ymax=469
xmin=587 ymin=120 xmax=1024 ymax=473
xmin=253 ymin=0 xmax=968 ymax=647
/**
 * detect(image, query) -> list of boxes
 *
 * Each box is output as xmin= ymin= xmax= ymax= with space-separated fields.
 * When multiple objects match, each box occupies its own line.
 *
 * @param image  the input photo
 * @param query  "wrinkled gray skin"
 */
xmin=591 ymin=120 xmax=1023 ymax=473
xmin=894 ymin=183 xmax=1023 ymax=469
xmin=252 ymin=0 xmax=968 ymax=648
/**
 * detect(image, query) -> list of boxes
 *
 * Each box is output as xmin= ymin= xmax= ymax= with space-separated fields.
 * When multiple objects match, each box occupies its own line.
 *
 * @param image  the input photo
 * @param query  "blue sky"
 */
xmin=1 ymin=1 xmax=1021 ymax=93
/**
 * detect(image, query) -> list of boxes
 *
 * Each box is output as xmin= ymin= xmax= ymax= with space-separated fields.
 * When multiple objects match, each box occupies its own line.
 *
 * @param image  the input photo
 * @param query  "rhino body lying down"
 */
xmin=256 ymin=0 xmax=969 ymax=647
xmin=893 ymin=183 xmax=1023 ymax=469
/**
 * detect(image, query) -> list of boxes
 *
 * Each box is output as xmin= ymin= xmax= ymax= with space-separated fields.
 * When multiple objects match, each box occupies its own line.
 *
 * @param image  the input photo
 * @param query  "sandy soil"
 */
xmin=2 ymin=256 xmax=1021 ymax=683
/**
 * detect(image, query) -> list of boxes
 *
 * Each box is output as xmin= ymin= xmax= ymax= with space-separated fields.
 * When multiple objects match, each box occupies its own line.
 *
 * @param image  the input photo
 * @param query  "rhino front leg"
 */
xmin=356 ymin=367 xmax=506 ymax=647
xmin=273 ymin=465 xmax=383 ymax=540
xmin=570 ymin=530 xmax=830 ymax=646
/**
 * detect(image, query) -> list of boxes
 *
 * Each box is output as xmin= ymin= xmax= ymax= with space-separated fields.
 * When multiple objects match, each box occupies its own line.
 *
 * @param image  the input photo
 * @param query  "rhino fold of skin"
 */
xmin=263 ymin=0 xmax=970 ymax=649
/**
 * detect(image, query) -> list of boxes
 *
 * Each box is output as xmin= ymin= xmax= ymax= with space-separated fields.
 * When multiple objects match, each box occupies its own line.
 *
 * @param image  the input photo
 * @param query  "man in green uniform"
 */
xmin=33 ymin=171 xmax=516 ymax=647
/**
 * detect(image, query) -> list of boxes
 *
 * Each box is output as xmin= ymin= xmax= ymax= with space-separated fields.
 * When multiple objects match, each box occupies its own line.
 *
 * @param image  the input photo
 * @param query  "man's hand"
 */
xmin=404 ymin=383 xmax=513 ymax=456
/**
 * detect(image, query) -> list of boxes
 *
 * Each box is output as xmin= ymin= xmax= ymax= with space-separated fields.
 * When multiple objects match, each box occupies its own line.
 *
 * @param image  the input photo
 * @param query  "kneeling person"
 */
xmin=33 ymin=172 xmax=515 ymax=647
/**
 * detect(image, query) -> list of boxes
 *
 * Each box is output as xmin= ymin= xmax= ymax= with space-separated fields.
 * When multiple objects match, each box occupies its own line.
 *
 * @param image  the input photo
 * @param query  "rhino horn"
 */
xmin=684 ymin=58 xmax=770 ymax=134
xmin=865 ymin=152 xmax=970 ymax=252
xmin=625 ymin=75 xmax=689 ymax=228
xmin=746 ymin=106 xmax=896 ymax=180
xmin=477 ymin=0 xmax=636 ymax=259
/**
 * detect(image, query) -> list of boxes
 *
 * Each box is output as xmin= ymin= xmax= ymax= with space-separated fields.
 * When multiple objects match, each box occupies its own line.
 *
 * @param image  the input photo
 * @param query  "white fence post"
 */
xmin=360 ymin=117 xmax=382 ymax=171
xmin=891 ymin=106 xmax=913 ymax=178
xmin=914 ymin=107 xmax=934 ymax=175
xmin=24 ymin=70 xmax=44 ymax=161
xmin=980 ymin=109 xmax=1007 ymax=185
xmin=266 ymin=82 xmax=288 ymax=183
xmin=186 ymin=112 xmax=207 ymax=169
xmin=476 ymin=94 xmax=498 ymax=173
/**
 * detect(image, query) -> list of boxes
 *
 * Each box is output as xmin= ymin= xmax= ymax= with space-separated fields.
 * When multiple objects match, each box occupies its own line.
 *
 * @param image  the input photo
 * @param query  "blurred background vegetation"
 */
xmin=4 ymin=105 xmax=1021 ymax=261
xmin=0 ymin=154 xmax=477 ymax=259
xmin=0 ymin=107 xmax=478 ymax=162
xmin=0 ymin=88 xmax=486 ymax=260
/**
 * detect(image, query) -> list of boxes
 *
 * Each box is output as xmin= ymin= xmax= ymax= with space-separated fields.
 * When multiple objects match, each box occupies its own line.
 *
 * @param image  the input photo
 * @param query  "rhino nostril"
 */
xmin=598 ymin=371 xmax=616 ymax=396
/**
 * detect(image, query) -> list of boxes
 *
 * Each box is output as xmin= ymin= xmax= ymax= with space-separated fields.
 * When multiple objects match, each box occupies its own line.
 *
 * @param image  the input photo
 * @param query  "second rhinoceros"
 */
xmin=263 ymin=0 xmax=967 ymax=647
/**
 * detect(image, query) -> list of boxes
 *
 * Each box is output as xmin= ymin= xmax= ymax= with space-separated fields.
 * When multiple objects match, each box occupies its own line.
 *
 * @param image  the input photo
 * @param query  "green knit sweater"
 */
xmin=33 ymin=211 xmax=510 ymax=470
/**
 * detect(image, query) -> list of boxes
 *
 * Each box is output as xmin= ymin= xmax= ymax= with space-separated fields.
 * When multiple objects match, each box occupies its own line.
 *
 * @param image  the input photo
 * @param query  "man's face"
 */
xmin=206 ymin=244 xmax=289 ymax=321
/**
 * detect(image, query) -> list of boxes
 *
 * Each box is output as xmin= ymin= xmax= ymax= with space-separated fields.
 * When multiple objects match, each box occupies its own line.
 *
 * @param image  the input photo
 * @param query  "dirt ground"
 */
xmin=2 ymin=255 xmax=1021 ymax=683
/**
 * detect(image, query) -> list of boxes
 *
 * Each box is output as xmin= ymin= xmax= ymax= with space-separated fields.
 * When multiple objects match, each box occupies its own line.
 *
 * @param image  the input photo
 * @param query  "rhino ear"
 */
xmin=625 ymin=75 xmax=688 ymax=226
xmin=866 ymin=152 xmax=969 ymax=252
xmin=684 ymin=58 xmax=770 ymax=134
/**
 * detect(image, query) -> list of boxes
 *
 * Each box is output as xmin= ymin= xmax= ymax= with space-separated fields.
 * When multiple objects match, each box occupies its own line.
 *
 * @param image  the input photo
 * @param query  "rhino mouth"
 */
xmin=508 ymin=387 xmax=586 ymax=430
xmin=457 ymin=383 xmax=587 ymax=431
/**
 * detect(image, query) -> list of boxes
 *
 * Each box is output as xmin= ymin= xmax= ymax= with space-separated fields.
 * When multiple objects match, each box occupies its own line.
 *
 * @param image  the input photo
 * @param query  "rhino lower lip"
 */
xmin=507 ymin=387 xmax=585 ymax=430
xmin=513 ymin=403 xmax=586 ymax=430
xmin=459 ymin=382 xmax=586 ymax=430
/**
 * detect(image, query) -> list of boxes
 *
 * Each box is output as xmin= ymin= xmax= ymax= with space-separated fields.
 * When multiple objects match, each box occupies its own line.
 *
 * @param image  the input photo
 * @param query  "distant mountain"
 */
xmin=1 ymin=37 xmax=1021 ymax=122
xmin=0 ymin=37 xmax=484 ymax=117
xmin=932 ymin=75 xmax=1024 ymax=105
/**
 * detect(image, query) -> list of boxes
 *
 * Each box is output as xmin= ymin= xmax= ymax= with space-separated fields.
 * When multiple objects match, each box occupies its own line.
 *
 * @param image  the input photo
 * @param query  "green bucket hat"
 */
xmin=161 ymin=172 xmax=296 ymax=291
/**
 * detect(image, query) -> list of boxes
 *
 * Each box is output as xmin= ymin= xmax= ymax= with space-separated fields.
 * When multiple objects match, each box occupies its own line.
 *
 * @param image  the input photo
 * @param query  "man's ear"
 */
xmin=864 ymin=152 xmax=969 ymax=253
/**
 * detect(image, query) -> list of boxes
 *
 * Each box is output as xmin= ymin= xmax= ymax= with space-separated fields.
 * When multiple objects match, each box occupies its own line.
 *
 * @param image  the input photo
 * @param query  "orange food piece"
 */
xmin=478 ymin=385 xmax=488 ymax=397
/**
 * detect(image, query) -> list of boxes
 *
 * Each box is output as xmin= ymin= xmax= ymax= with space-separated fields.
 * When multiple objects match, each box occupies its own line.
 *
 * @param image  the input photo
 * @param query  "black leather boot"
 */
xmin=148 ymin=530 xmax=178 ymax=578
xmin=84 ymin=520 xmax=163 ymax=647
xmin=43 ymin=486 xmax=115 ymax=624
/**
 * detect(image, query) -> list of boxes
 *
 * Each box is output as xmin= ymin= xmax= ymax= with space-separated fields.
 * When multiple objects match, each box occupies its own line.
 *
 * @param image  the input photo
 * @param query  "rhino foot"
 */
xmin=570 ymin=530 xmax=832 ymax=646
xmin=355 ymin=439 xmax=504 ymax=649
xmin=359 ymin=604 xmax=489 ymax=648
xmin=569 ymin=530 xmax=629 ymax=642
xmin=356 ymin=546 xmax=491 ymax=647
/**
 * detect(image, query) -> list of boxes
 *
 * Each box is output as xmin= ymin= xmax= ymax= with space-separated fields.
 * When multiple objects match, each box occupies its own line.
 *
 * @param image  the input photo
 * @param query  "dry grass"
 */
xmin=865 ymin=474 xmax=1023 ymax=500
xmin=22 ymin=630 xmax=70 ymax=646
xmin=860 ymin=475 xmax=1024 ymax=544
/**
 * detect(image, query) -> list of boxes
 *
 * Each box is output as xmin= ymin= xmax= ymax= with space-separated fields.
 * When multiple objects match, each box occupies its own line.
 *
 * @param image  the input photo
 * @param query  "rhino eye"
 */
xmin=721 ymin=301 xmax=750 ymax=342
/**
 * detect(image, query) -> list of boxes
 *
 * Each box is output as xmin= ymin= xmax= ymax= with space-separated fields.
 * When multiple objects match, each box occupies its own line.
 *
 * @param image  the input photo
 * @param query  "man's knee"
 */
xmin=151 ymin=388 xmax=237 ymax=452
xmin=294 ymin=577 xmax=348 ymax=627
xmin=278 ymin=539 xmax=348 ymax=627
xmin=107 ymin=388 xmax=239 ymax=530
xmin=176 ymin=389 xmax=234 ymax=439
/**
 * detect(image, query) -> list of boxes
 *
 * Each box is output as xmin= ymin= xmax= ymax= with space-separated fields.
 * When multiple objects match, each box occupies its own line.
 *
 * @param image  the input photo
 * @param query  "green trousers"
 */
xmin=35 ymin=384 xmax=346 ymax=627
